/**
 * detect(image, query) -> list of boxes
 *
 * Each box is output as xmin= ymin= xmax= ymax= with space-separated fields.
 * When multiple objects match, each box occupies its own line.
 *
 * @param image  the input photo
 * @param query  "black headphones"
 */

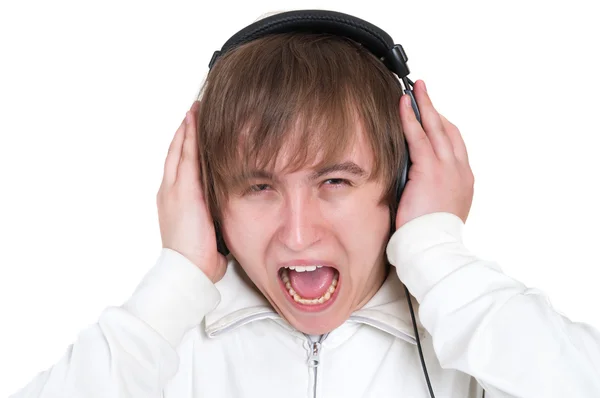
xmin=205 ymin=9 xmax=482 ymax=398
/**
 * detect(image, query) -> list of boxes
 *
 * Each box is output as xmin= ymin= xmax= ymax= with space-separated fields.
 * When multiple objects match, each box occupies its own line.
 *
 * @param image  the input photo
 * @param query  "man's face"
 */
xmin=221 ymin=129 xmax=391 ymax=335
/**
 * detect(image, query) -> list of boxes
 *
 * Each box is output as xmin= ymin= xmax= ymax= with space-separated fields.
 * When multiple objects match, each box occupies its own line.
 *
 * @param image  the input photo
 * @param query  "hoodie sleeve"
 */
xmin=386 ymin=212 xmax=600 ymax=398
xmin=10 ymin=248 xmax=221 ymax=398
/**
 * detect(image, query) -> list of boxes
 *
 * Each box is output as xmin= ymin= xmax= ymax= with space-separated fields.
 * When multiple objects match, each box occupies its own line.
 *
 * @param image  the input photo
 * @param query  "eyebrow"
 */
xmin=241 ymin=162 xmax=368 ymax=182
xmin=309 ymin=161 xmax=368 ymax=180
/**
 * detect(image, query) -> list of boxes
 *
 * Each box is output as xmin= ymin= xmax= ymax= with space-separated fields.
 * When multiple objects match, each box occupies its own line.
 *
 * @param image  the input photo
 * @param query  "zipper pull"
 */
xmin=308 ymin=341 xmax=321 ymax=368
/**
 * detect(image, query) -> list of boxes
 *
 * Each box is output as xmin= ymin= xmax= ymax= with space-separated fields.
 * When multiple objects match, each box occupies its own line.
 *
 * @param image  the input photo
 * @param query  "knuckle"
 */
xmin=157 ymin=183 xmax=179 ymax=200
xmin=446 ymin=120 xmax=458 ymax=131
xmin=431 ymin=161 xmax=446 ymax=180
xmin=412 ymin=132 xmax=428 ymax=148
xmin=462 ymin=169 xmax=475 ymax=186
xmin=156 ymin=189 xmax=166 ymax=204
xmin=440 ymin=114 xmax=458 ymax=130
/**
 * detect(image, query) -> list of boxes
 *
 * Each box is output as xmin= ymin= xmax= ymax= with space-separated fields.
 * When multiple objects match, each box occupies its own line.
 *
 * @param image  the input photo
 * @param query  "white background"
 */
xmin=1 ymin=0 xmax=599 ymax=395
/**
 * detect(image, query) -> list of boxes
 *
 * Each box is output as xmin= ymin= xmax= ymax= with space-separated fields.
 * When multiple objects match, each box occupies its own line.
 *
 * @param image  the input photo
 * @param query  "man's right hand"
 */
xmin=156 ymin=100 xmax=227 ymax=284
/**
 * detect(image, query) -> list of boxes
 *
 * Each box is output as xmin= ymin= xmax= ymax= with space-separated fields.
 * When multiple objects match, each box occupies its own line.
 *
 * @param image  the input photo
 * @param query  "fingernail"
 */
xmin=422 ymin=80 xmax=427 ymax=93
xmin=185 ymin=111 xmax=190 ymax=125
xmin=404 ymin=95 xmax=414 ymax=120
xmin=404 ymin=94 xmax=412 ymax=109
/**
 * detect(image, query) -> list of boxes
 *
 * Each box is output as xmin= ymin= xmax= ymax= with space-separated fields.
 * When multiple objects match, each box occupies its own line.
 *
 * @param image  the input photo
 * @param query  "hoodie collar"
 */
xmin=204 ymin=257 xmax=426 ymax=345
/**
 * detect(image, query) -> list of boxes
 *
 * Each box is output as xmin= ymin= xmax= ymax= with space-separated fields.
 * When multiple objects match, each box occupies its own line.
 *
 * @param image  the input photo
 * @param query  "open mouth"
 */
xmin=278 ymin=265 xmax=340 ymax=310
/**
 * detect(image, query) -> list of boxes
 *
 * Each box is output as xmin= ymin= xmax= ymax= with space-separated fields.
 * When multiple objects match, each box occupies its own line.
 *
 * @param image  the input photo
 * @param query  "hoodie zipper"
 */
xmin=306 ymin=333 xmax=329 ymax=398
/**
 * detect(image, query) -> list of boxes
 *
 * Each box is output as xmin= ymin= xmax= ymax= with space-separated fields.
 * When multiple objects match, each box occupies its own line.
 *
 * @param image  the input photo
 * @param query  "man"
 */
xmin=11 ymin=30 xmax=600 ymax=397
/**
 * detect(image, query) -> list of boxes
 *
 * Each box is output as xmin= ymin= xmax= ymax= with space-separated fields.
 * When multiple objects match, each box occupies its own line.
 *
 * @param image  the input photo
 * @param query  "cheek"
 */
xmin=221 ymin=205 xmax=278 ymax=289
xmin=328 ymin=197 xmax=390 ymax=255
xmin=221 ymin=202 xmax=274 ymax=257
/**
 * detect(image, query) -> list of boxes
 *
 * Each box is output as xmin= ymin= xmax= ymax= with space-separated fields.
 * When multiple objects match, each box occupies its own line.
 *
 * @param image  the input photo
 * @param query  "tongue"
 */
xmin=288 ymin=267 xmax=335 ymax=299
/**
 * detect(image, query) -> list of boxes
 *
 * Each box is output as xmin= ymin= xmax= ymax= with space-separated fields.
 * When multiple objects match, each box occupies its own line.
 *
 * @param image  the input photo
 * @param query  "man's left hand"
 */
xmin=395 ymin=79 xmax=474 ymax=230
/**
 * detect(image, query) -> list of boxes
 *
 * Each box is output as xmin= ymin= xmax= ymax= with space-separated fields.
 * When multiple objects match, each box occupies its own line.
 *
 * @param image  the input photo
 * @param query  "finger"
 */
xmin=399 ymin=94 xmax=435 ymax=162
xmin=439 ymin=113 xmax=469 ymax=163
xmin=413 ymin=80 xmax=455 ymax=161
xmin=162 ymin=115 xmax=187 ymax=188
xmin=178 ymin=101 xmax=201 ymax=183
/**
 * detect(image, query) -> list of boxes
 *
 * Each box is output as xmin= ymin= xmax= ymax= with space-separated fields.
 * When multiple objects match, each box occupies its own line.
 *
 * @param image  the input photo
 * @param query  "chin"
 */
xmin=288 ymin=313 xmax=347 ymax=335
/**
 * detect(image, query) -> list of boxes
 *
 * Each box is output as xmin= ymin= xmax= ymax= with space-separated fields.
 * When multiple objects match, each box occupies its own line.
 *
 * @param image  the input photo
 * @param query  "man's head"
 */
xmin=196 ymin=32 xmax=406 ymax=334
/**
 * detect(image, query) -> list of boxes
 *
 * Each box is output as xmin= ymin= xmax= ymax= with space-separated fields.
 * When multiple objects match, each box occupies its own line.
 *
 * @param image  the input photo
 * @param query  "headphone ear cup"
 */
xmin=396 ymin=157 xmax=408 ymax=205
xmin=391 ymin=142 xmax=411 ymax=232
xmin=215 ymin=222 xmax=229 ymax=256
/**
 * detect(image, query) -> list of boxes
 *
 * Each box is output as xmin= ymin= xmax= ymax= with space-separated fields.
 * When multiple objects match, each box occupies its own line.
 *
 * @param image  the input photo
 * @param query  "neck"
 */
xmin=354 ymin=259 xmax=390 ymax=311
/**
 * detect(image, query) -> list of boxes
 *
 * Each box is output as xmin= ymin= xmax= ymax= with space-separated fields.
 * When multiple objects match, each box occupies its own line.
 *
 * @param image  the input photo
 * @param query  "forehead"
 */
xmin=221 ymin=106 xmax=386 ymax=191
xmin=256 ymin=122 xmax=375 ymax=175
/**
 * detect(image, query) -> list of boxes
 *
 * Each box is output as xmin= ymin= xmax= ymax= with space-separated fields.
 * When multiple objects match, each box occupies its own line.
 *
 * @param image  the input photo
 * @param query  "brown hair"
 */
xmin=195 ymin=32 xmax=406 ymax=228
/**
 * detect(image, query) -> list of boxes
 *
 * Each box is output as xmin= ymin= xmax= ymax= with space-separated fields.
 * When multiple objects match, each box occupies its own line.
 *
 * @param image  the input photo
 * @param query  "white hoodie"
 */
xmin=10 ymin=212 xmax=600 ymax=397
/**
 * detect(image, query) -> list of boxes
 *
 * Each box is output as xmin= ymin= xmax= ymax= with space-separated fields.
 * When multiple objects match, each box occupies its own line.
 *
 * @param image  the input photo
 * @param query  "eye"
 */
xmin=248 ymin=183 xmax=271 ymax=193
xmin=322 ymin=178 xmax=351 ymax=187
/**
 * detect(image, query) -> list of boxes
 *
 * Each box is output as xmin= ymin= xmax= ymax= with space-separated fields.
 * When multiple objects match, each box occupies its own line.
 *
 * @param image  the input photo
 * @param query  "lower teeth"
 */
xmin=280 ymin=268 xmax=338 ymax=305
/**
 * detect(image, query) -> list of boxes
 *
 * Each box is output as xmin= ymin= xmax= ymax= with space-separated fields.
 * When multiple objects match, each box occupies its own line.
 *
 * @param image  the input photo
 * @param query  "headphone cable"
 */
xmin=405 ymin=284 xmax=436 ymax=398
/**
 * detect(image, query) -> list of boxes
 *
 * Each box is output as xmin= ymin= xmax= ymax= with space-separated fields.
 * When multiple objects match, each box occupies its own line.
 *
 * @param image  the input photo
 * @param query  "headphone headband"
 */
xmin=208 ymin=10 xmax=411 ymax=78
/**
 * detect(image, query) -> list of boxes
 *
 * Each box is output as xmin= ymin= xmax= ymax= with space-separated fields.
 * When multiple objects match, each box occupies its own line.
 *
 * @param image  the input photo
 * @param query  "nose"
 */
xmin=278 ymin=191 xmax=323 ymax=252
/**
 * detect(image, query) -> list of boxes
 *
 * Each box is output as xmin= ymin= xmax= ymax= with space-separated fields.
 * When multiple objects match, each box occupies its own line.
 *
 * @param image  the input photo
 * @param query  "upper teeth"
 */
xmin=286 ymin=265 xmax=323 ymax=272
